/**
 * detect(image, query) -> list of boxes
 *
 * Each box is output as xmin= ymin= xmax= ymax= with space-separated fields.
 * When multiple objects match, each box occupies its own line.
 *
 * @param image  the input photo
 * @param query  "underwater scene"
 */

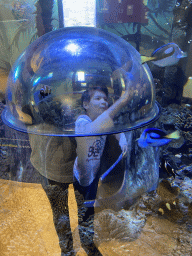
xmin=0 ymin=0 xmax=192 ymax=255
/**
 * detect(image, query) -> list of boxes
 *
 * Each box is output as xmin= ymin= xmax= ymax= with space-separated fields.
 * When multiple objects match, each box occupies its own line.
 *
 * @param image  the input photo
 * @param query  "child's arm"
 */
xmin=82 ymin=83 xmax=134 ymax=134
xmin=115 ymin=133 xmax=128 ymax=156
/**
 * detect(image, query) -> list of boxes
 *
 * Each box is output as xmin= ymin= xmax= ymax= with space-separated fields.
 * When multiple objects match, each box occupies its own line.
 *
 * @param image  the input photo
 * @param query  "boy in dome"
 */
xmin=73 ymin=80 xmax=133 ymax=211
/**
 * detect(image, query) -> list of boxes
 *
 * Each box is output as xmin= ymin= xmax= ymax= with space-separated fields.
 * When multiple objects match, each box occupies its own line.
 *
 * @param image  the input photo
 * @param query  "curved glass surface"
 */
xmin=2 ymin=26 xmax=159 ymax=136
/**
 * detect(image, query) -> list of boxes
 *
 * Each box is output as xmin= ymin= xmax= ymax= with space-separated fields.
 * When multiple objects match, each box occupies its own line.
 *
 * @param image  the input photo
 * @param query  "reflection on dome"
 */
xmin=2 ymin=26 xmax=160 ymax=136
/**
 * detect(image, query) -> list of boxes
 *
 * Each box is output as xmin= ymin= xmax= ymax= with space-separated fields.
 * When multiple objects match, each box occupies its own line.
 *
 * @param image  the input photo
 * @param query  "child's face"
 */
xmin=83 ymin=90 xmax=108 ymax=120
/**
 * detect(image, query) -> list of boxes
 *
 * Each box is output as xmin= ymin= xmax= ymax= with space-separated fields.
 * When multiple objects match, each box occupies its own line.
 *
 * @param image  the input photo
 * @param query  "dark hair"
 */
xmin=81 ymin=86 xmax=109 ymax=108
xmin=81 ymin=78 xmax=109 ymax=107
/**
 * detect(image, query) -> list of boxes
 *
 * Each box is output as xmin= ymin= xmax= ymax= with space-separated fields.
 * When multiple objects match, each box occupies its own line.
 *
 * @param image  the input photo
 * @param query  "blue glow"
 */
xmin=14 ymin=66 xmax=20 ymax=81
xmin=48 ymin=72 xmax=53 ymax=78
xmin=33 ymin=77 xmax=41 ymax=86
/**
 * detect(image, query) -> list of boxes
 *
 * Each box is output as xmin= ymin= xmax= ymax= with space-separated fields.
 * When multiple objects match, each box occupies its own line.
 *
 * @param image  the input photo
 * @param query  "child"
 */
xmin=73 ymin=82 xmax=133 ymax=203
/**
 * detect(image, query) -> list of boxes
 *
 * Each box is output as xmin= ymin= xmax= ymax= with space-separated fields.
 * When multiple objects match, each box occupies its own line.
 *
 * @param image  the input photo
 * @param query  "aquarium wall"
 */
xmin=0 ymin=0 xmax=59 ymax=76
xmin=97 ymin=0 xmax=176 ymax=54
xmin=0 ymin=0 xmax=191 ymax=73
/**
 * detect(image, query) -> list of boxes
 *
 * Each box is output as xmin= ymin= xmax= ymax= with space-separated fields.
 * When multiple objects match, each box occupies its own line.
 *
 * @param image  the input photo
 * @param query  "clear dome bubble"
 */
xmin=2 ymin=27 xmax=160 ymax=136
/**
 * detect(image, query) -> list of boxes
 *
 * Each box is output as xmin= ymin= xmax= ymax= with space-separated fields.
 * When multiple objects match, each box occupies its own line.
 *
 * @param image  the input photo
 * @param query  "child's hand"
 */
xmin=122 ymin=144 xmax=128 ymax=157
xmin=121 ymin=84 xmax=134 ymax=106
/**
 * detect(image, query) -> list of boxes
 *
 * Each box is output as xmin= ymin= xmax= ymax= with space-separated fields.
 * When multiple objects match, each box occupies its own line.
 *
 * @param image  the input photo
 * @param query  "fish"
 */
xmin=159 ymin=158 xmax=179 ymax=179
xmin=15 ymin=106 xmax=33 ymax=124
xmin=137 ymin=128 xmax=180 ymax=148
xmin=141 ymin=43 xmax=187 ymax=67
xmin=158 ymin=201 xmax=178 ymax=215
xmin=158 ymin=208 xmax=164 ymax=215
xmin=40 ymin=85 xmax=51 ymax=98
xmin=166 ymin=203 xmax=171 ymax=210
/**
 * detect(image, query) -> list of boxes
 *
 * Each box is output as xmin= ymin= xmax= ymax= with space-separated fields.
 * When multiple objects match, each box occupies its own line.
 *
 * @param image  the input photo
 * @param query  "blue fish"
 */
xmin=141 ymin=43 xmax=187 ymax=67
xmin=138 ymin=128 xmax=180 ymax=148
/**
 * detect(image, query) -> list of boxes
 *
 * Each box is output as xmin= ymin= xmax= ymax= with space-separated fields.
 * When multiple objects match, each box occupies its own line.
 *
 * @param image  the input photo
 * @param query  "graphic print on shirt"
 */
xmin=87 ymin=137 xmax=105 ymax=162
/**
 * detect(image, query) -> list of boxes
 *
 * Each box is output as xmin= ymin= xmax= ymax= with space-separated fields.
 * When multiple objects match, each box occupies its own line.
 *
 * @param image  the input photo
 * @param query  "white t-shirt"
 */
xmin=73 ymin=115 xmax=127 ymax=186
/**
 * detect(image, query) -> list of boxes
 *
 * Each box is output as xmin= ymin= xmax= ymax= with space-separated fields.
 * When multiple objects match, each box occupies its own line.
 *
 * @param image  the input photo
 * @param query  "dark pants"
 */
xmin=43 ymin=178 xmax=102 ymax=256
xmin=42 ymin=135 xmax=123 ymax=255
xmin=73 ymin=170 xmax=101 ymax=223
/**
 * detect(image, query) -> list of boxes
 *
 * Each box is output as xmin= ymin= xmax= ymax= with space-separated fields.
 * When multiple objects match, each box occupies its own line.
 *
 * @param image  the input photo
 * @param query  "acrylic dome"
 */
xmin=2 ymin=26 xmax=160 ymax=136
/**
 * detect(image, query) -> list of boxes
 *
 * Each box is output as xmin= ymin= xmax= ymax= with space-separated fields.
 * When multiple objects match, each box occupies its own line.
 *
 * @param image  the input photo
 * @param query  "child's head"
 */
xmin=81 ymin=83 xmax=109 ymax=120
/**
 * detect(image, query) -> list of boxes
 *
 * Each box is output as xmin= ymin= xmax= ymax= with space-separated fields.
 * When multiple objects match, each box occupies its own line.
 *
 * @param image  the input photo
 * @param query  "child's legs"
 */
xmin=73 ymin=178 xmax=102 ymax=256
xmin=43 ymin=179 xmax=75 ymax=255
